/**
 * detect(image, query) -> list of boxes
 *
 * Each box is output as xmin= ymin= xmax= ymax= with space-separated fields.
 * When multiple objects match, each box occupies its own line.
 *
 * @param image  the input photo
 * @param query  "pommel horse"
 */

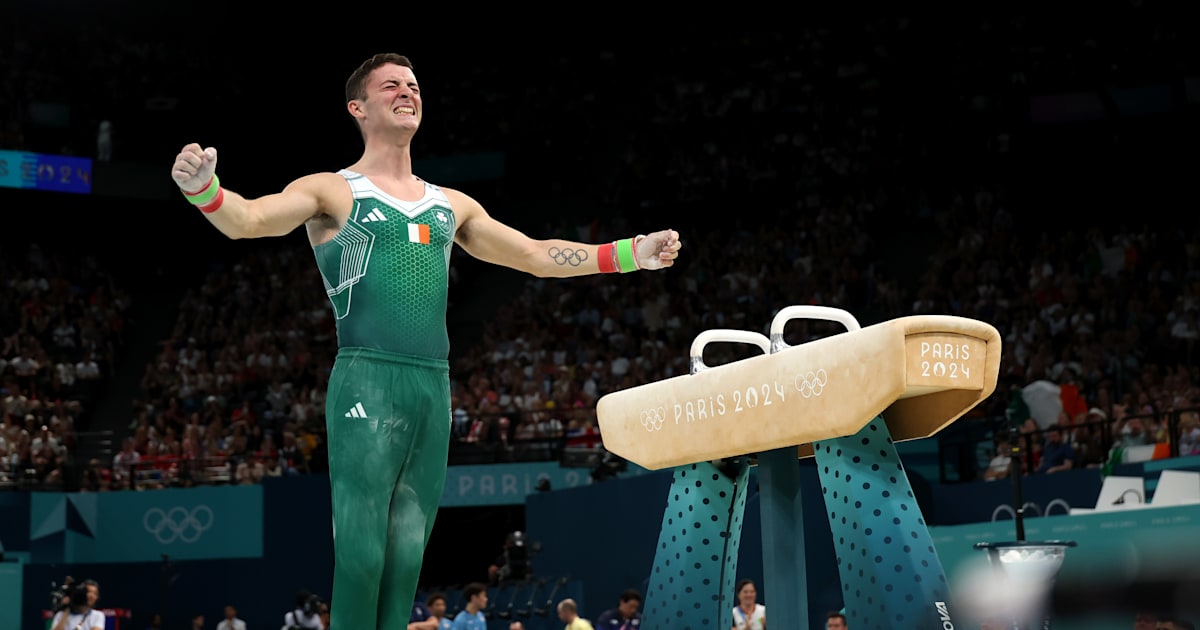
xmin=596 ymin=306 xmax=1001 ymax=630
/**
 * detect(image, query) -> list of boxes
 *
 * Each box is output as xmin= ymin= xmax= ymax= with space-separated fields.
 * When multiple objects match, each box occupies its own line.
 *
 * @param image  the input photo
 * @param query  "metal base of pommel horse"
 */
xmin=596 ymin=306 xmax=1002 ymax=630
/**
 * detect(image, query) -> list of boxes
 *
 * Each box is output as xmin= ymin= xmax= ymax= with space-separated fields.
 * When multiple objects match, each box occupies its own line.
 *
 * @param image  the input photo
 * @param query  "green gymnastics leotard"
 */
xmin=312 ymin=169 xmax=456 ymax=630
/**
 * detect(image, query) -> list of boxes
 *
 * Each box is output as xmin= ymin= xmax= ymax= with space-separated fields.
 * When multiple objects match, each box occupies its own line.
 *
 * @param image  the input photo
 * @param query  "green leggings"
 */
xmin=324 ymin=347 xmax=451 ymax=630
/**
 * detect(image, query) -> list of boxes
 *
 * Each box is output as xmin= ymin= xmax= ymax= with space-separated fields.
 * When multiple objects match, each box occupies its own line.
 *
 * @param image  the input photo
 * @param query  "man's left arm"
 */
xmin=448 ymin=189 xmax=680 ymax=278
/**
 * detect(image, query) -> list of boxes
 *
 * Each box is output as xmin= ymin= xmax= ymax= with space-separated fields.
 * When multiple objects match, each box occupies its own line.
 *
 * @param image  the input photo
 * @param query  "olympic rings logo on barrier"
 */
xmin=548 ymin=247 xmax=589 ymax=267
xmin=795 ymin=369 xmax=828 ymax=398
xmin=989 ymin=498 xmax=1072 ymax=522
xmin=640 ymin=407 xmax=667 ymax=432
xmin=143 ymin=505 xmax=215 ymax=544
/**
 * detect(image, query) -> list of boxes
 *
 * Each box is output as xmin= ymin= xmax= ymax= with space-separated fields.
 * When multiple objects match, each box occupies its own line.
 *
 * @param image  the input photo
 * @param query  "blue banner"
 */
xmin=0 ymin=562 xmax=20 ymax=630
xmin=0 ymin=150 xmax=92 ymax=194
xmin=29 ymin=485 xmax=262 ymax=564
xmin=440 ymin=462 xmax=647 ymax=507
xmin=0 ymin=492 xmax=30 ymax=552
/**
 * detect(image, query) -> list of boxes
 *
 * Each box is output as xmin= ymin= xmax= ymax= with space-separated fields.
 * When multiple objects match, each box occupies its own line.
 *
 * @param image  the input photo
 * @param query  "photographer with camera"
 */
xmin=488 ymin=531 xmax=537 ymax=586
xmin=281 ymin=589 xmax=325 ymax=630
xmin=50 ymin=579 xmax=104 ymax=630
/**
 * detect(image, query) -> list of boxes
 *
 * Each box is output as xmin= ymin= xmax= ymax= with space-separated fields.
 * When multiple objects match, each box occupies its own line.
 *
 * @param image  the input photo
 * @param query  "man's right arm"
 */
xmin=170 ymin=143 xmax=333 ymax=240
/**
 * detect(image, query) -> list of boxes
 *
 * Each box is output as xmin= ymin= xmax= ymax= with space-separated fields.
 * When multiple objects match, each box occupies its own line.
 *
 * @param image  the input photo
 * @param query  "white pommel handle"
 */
xmin=689 ymin=329 xmax=771 ymax=374
xmin=770 ymin=306 xmax=861 ymax=352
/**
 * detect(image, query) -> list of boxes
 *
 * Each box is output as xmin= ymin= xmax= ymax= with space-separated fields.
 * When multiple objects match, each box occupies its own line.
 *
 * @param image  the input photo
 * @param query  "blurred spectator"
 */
xmin=111 ymin=436 xmax=140 ymax=489
xmin=982 ymin=436 xmax=1012 ymax=481
xmin=1035 ymin=425 xmax=1075 ymax=474
xmin=96 ymin=120 xmax=112 ymax=162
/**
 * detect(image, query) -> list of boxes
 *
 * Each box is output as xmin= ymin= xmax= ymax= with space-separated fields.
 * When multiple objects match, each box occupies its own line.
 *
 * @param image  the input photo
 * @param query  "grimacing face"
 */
xmin=355 ymin=63 xmax=421 ymax=137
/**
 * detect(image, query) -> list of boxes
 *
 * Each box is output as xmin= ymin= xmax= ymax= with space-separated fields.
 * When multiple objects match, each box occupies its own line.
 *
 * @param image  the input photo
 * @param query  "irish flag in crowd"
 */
xmin=408 ymin=224 xmax=430 ymax=244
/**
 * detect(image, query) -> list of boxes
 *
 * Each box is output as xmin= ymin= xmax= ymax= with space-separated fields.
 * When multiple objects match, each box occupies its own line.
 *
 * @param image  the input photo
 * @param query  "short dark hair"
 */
xmin=426 ymin=592 xmax=447 ymax=606
xmin=346 ymin=53 xmax=415 ymax=104
xmin=734 ymin=579 xmax=755 ymax=596
xmin=826 ymin=610 xmax=847 ymax=622
xmin=463 ymin=582 xmax=489 ymax=600
xmin=620 ymin=588 xmax=641 ymax=603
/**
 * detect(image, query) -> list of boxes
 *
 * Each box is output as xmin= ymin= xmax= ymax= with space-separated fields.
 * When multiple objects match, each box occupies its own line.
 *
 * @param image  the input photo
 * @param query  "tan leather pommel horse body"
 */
xmin=597 ymin=314 xmax=1002 ymax=471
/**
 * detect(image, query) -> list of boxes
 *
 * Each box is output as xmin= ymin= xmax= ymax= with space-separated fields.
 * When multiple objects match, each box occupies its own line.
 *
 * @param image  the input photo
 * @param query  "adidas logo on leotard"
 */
xmin=361 ymin=208 xmax=388 ymax=223
xmin=345 ymin=402 xmax=368 ymax=418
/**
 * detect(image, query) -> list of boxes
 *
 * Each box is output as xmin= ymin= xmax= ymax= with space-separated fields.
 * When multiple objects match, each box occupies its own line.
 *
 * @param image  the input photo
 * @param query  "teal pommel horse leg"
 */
xmin=644 ymin=459 xmax=751 ymax=629
xmin=775 ymin=306 xmax=953 ymax=630
xmin=642 ymin=330 xmax=769 ymax=629
xmin=812 ymin=414 xmax=952 ymax=629
xmin=597 ymin=307 xmax=1002 ymax=630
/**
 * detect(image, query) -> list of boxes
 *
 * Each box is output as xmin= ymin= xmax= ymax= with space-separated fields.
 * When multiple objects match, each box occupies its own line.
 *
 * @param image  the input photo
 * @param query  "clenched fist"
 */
xmin=171 ymin=143 xmax=219 ymax=193
xmin=636 ymin=228 xmax=683 ymax=271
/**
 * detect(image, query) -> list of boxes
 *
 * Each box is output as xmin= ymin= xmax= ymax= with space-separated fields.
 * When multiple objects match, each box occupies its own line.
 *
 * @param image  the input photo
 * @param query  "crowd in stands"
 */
xmin=2 ymin=7 xmax=1199 ymax=492
xmin=0 ymin=244 xmax=131 ymax=489
xmin=116 ymin=247 xmax=335 ymax=490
